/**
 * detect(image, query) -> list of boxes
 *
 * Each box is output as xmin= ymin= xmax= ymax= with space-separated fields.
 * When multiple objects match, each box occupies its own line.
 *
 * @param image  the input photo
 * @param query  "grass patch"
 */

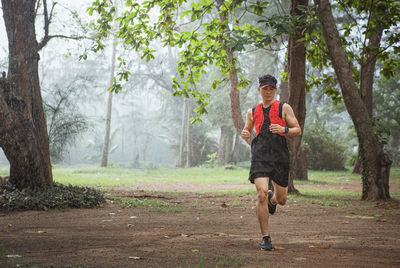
xmin=200 ymin=188 xmax=256 ymax=196
xmin=114 ymin=197 xmax=185 ymax=213
xmin=228 ymin=200 xmax=246 ymax=207
xmin=179 ymin=255 xmax=246 ymax=268
xmin=216 ymin=255 xmax=246 ymax=267
xmin=0 ymin=165 xmax=398 ymax=195
xmin=390 ymin=168 xmax=400 ymax=181
xmin=289 ymin=188 xmax=362 ymax=208
xmin=51 ymin=166 xmax=250 ymax=187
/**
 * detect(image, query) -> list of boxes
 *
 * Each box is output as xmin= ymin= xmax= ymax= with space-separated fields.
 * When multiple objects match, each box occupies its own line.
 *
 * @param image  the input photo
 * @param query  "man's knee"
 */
xmin=275 ymin=195 xmax=287 ymax=206
xmin=257 ymin=190 xmax=268 ymax=204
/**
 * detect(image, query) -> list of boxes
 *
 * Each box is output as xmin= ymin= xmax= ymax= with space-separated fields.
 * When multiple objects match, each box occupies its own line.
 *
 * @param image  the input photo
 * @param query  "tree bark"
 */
xmin=352 ymin=149 xmax=361 ymax=174
xmin=229 ymin=132 xmax=239 ymax=164
xmin=286 ymin=0 xmax=308 ymax=193
xmin=100 ymin=34 xmax=117 ymax=167
xmin=353 ymin=11 xmax=384 ymax=174
xmin=217 ymin=125 xmax=229 ymax=166
xmin=0 ymin=0 xmax=53 ymax=189
xmin=295 ymin=146 xmax=308 ymax=180
xmin=224 ymin=128 xmax=233 ymax=164
xmin=317 ymin=0 xmax=391 ymax=200
xmin=280 ymin=60 xmax=289 ymax=102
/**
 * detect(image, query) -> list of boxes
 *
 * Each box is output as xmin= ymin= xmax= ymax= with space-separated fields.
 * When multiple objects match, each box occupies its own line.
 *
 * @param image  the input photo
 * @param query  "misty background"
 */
xmin=0 ymin=0 xmax=396 ymax=170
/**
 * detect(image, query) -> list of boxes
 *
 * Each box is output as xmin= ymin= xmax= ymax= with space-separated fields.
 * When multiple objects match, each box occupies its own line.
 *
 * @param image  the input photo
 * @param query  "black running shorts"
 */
xmin=249 ymin=160 xmax=289 ymax=187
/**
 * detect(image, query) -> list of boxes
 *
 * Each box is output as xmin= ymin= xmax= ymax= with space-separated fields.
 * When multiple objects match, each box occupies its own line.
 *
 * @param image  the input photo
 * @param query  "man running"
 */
xmin=241 ymin=74 xmax=301 ymax=251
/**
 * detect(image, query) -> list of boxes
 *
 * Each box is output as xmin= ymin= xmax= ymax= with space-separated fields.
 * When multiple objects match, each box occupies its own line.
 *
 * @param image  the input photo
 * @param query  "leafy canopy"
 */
xmin=87 ymin=0 xmax=283 ymax=122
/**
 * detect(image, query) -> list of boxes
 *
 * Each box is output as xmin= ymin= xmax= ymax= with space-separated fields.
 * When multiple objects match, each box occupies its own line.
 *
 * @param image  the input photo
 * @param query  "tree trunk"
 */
xmin=317 ymin=0 xmax=391 ymax=200
xmin=178 ymin=99 xmax=187 ymax=167
xmin=352 ymin=148 xmax=361 ymax=174
xmin=280 ymin=60 xmax=289 ymax=102
xmin=352 ymin=12 xmax=384 ymax=174
xmin=286 ymin=0 xmax=308 ymax=193
xmin=0 ymin=0 xmax=53 ymax=189
xmin=217 ymin=125 xmax=229 ymax=166
xmin=186 ymin=99 xmax=192 ymax=167
xmin=295 ymin=146 xmax=308 ymax=180
xmin=230 ymin=132 xmax=239 ymax=164
xmin=216 ymin=0 xmax=247 ymax=142
xmin=100 ymin=36 xmax=117 ymax=167
xmin=224 ymin=128 xmax=233 ymax=164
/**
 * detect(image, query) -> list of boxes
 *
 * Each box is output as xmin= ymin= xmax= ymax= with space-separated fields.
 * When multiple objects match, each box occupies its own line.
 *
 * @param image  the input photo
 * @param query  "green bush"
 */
xmin=303 ymin=124 xmax=347 ymax=171
xmin=0 ymin=182 xmax=106 ymax=211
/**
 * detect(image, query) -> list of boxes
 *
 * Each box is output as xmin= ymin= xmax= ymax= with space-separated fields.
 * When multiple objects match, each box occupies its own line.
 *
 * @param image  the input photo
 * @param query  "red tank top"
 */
xmin=254 ymin=100 xmax=286 ymax=137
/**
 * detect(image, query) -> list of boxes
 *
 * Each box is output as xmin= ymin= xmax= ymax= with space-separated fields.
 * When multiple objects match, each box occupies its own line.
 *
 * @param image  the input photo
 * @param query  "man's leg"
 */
xmin=254 ymin=177 xmax=270 ymax=236
xmin=270 ymin=180 xmax=288 ymax=206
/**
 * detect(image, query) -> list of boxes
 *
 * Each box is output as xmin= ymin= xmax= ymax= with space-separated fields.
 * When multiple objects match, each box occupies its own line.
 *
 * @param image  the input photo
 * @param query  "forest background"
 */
xmin=0 ymin=0 xmax=398 ymax=176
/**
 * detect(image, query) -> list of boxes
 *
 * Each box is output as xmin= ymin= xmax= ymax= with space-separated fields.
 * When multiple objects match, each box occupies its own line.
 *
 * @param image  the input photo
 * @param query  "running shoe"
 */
xmin=261 ymin=235 xmax=274 ymax=251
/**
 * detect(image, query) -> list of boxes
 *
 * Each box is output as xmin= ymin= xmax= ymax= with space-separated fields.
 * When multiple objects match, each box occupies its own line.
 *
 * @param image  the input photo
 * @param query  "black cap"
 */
xmin=259 ymin=74 xmax=277 ymax=88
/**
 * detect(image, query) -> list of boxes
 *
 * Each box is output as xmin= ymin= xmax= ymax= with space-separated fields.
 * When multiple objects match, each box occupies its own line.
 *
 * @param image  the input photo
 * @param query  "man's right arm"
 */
xmin=241 ymin=108 xmax=254 ymax=141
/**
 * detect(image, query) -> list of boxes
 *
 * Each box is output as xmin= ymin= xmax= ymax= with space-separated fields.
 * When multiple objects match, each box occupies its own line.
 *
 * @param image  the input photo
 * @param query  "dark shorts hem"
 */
xmin=248 ymin=161 xmax=289 ymax=187
xmin=249 ymin=175 xmax=288 ymax=188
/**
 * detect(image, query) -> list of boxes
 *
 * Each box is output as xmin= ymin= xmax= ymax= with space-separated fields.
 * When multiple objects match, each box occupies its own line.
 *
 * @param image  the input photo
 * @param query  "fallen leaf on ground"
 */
xmin=191 ymin=249 xmax=199 ymax=253
xmin=345 ymin=215 xmax=374 ymax=219
xmin=216 ymin=232 xmax=228 ymax=237
xmin=181 ymin=234 xmax=189 ymax=237
xmin=128 ymin=256 xmax=141 ymax=260
xmin=274 ymin=246 xmax=285 ymax=250
xmin=37 ymin=231 xmax=46 ymax=233
xmin=376 ymin=218 xmax=387 ymax=222
xmin=309 ymin=244 xmax=331 ymax=249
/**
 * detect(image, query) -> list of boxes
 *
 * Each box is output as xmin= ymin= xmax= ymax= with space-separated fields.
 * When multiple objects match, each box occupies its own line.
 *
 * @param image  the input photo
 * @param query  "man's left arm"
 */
xmin=282 ymin=103 xmax=301 ymax=136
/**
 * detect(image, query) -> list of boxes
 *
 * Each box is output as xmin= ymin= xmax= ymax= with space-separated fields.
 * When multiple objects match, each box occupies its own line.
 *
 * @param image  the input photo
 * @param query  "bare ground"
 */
xmin=1 ymin=181 xmax=400 ymax=268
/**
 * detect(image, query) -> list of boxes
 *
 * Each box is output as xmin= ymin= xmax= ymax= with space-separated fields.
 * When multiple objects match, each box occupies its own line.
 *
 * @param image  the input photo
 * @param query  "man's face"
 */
xmin=258 ymin=85 xmax=277 ymax=100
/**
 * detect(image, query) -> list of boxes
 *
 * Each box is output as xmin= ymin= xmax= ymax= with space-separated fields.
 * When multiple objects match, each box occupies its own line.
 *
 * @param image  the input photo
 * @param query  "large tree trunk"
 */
xmin=100 ymin=36 xmax=117 ymax=167
xmin=0 ymin=0 xmax=53 ymax=189
xmin=286 ymin=0 xmax=308 ymax=193
xmin=317 ymin=0 xmax=391 ymax=200
xmin=281 ymin=48 xmax=308 ymax=182
xmin=353 ymin=13 xmax=384 ymax=174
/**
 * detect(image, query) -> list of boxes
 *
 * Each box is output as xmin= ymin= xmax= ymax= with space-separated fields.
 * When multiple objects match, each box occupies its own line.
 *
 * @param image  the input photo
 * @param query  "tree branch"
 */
xmin=38 ymin=35 xmax=88 ymax=51
xmin=37 ymin=1 xmax=88 ymax=51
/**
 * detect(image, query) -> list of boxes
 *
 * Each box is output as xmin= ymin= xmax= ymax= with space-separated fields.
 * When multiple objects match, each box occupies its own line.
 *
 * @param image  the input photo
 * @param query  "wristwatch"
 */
xmin=284 ymin=126 xmax=289 ymax=134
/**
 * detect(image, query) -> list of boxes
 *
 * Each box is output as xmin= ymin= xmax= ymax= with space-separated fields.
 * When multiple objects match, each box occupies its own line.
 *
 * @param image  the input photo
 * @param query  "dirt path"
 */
xmin=1 ymin=185 xmax=400 ymax=268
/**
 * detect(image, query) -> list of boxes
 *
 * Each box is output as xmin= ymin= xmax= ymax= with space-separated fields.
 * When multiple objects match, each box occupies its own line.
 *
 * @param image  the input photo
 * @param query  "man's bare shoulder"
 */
xmin=282 ymin=102 xmax=294 ymax=112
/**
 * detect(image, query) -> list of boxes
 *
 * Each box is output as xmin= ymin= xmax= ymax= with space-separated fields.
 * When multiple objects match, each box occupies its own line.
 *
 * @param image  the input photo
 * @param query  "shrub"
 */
xmin=303 ymin=124 xmax=347 ymax=171
xmin=0 ymin=182 xmax=106 ymax=211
